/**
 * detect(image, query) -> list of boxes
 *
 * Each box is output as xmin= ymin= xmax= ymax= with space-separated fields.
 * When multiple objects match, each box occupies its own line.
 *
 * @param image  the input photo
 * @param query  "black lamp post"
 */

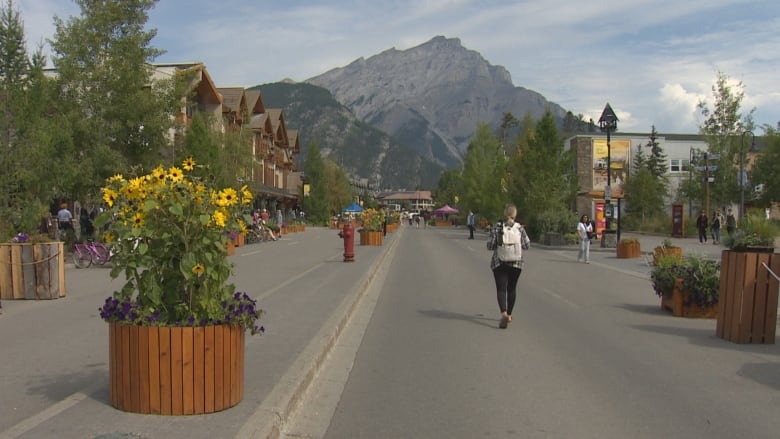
xmin=598 ymin=103 xmax=618 ymax=233
xmin=740 ymin=130 xmax=755 ymax=221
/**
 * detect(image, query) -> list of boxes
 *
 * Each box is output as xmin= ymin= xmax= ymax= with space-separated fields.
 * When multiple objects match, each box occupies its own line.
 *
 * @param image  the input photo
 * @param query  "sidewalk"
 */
xmin=0 ymin=227 xmax=397 ymax=439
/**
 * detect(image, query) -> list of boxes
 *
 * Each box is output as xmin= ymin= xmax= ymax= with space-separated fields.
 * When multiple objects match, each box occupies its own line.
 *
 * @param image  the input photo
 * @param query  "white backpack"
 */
xmin=497 ymin=223 xmax=524 ymax=262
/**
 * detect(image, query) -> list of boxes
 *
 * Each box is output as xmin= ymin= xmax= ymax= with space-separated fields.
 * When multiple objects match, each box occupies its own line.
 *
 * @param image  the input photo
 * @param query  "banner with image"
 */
xmin=592 ymin=138 xmax=631 ymax=198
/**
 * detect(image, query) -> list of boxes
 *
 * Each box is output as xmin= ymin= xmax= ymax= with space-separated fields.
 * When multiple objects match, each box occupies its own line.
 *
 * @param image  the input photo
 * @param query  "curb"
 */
xmin=236 ymin=229 xmax=399 ymax=439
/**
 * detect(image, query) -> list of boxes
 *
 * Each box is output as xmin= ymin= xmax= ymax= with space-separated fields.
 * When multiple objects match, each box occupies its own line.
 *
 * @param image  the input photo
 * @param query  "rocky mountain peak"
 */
xmin=306 ymin=35 xmax=567 ymax=168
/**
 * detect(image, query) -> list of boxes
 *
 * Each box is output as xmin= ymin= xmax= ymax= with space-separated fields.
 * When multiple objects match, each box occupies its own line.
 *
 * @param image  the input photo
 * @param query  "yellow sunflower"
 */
xmin=182 ymin=157 xmax=196 ymax=171
xmin=167 ymin=166 xmax=184 ymax=183
xmin=151 ymin=165 xmax=167 ymax=184
xmin=131 ymin=212 xmax=145 ymax=227
xmin=212 ymin=210 xmax=226 ymax=227
xmin=217 ymin=188 xmax=239 ymax=207
xmin=102 ymin=188 xmax=118 ymax=207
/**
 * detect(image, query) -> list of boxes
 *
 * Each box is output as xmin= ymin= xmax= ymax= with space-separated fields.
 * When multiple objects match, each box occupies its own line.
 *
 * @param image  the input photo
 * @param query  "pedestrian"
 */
xmin=711 ymin=210 xmax=722 ymax=244
xmin=696 ymin=210 xmax=709 ymax=244
xmin=576 ymin=214 xmax=593 ymax=263
xmin=57 ymin=202 xmax=73 ymax=231
xmin=486 ymin=204 xmax=530 ymax=329
xmin=726 ymin=208 xmax=736 ymax=237
xmin=467 ymin=210 xmax=476 ymax=239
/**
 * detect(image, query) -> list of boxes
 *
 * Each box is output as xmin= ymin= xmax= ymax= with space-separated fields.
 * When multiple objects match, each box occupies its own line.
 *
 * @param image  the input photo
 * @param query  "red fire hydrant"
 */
xmin=338 ymin=222 xmax=355 ymax=262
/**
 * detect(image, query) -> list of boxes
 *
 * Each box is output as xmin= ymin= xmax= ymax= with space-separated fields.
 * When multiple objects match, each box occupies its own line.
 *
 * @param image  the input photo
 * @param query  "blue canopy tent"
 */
xmin=341 ymin=202 xmax=364 ymax=213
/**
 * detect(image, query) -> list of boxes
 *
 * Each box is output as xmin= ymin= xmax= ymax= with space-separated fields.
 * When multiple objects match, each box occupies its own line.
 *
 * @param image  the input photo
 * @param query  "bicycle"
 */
xmin=73 ymin=239 xmax=111 ymax=268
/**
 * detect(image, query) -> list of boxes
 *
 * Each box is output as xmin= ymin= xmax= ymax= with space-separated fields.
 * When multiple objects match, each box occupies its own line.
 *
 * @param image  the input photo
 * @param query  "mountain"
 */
xmin=253 ymin=82 xmax=445 ymax=190
xmin=306 ymin=36 xmax=569 ymax=167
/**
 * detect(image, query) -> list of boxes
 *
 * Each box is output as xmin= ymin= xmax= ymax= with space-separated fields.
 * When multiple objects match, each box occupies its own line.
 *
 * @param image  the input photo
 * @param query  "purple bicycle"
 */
xmin=73 ymin=240 xmax=111 ymax=268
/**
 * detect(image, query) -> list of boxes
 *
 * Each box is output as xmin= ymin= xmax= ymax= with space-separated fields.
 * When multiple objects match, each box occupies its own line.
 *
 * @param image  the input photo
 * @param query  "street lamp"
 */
xmin=598 ymin=103 xmax=618 ymax=233
xmin=740 ymin=130 xmax=755 ymax=221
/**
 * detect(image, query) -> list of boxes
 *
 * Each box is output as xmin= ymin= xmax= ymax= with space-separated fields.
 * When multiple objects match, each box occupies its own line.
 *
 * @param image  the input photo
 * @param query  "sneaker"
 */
xmin=499 ymin=315 xmax=509 ymax=329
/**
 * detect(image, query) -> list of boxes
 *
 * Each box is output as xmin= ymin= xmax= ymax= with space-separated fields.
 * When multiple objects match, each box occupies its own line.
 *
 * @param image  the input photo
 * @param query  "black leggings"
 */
xmin=493 ymin=264 xmax=522 ymax=315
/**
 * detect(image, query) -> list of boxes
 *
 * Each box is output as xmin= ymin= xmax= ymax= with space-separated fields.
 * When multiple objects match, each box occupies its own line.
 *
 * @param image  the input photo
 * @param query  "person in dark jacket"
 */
xmin=696 ymin=210 xmax=709 ymax=244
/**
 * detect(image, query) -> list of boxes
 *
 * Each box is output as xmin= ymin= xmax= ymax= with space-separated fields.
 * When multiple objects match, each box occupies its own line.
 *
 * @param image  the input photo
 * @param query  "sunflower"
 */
xmin=151 ymin=166 xmax=167 ymax=184
xmin=212 ymin=210 xmax=226 ymax=227
xmin=131 ymin=212 xmax=145 ymax=227
xmin=107 ymin=174 xmax=125 ymax=184
xmin=102 ymin=188 xmax=118 ymax=207
xmin=182 ymin=157 xmax=196 ymax=171
xmin=216 ymin=188 xmax=239 ymax=207
xmin=240 ymin=185 xmax=253 ymax=204
xmin=167 ymin=166 xmax=184 ymax=183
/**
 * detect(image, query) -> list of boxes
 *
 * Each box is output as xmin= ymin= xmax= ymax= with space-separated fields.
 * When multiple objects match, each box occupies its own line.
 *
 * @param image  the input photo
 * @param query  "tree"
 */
xmin=644 ymin=125 xmax=668 ymax=179
xmin=460 ymin=123 xmax=507 ymax=220
xmin=434 ymin=168 xmax=462 ymax=209
xmin=302 ymin=140 xmax=330 ymax=225
xmin=0 ymin=0 xmax=73 ymax=238
xmin=623 ymin=126 xmax=669 ymax=223
xmin=750 ymin=128 xmax=780 ymax=208
xmin=49 ymin=0 xmax=173 ymax=176
xmin=498 ymin=111 xmax=518 ymax=149
xmin=697 ymin=71 xmax=755 ymax=211
xmin=507 ymin=109 xmax=577 ymax=238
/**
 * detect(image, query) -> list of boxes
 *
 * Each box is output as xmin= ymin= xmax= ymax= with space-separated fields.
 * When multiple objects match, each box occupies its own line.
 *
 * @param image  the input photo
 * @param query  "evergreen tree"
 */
xmin=750 ymin=128 xmax=780 ymax=208
xmin=302 ymin=140 xmax=330 ymax=225
xmin=434 ymin=169 xmax=462 ymax=210
xmin=644 ymin=125 xmax=668 ymax=179
xmin=508 ymin=109 xmax=577 ymax=238
xmin=460 ymin=123 xmax=506 ymax=220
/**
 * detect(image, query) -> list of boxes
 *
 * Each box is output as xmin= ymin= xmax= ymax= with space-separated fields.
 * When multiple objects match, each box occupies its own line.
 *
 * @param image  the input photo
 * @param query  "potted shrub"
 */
xmin=717 ymin=212 xmax=779 ymax=343
xmin=96 ymin=158 xmax=263 ymax=415
xmin=722 ymin=213 xmax=778 ymax=252
xmin=653 ymin=238 xmax=682 ymax=265
xmin=358 ymin=208 xmax=385 ymax=245
xmin=650 ymin=253 xmax=720 ymax=318
xmin=616 ymin=237 xmax=641 ymax=258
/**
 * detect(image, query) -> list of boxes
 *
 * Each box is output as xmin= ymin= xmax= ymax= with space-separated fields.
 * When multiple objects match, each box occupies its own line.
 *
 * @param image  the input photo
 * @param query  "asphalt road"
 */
xmin=283 ymin=226 xmax=780 ymax=439
xmin=1 ymin=225 xmax=778 ymax=439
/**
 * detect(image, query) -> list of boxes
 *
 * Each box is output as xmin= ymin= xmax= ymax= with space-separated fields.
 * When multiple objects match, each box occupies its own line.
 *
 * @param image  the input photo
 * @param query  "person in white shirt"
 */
xmin=577 ymin=214 xmax=593 ymax=263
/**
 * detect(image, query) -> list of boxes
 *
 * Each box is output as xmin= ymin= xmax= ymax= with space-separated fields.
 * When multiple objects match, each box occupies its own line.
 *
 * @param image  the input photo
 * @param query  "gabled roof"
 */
xmin=245 ymin=90 xmax=266 ymax=114
xmin=158 ymin=62 xmax=222 ymax=105
xmin=217 ymin=87 xmax=245 ymax=114
xmin=287 ymin=130 xmax=300 ymax=154
xmin=250 ymin=113 xmax=273 ymax=135
xmin=266 ymin=109 xmax=288 ymax=145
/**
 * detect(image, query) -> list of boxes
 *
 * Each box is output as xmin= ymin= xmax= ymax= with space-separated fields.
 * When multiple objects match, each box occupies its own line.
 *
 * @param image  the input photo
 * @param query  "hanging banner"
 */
xmin=592 ymin=139 xmax=631 ymax=198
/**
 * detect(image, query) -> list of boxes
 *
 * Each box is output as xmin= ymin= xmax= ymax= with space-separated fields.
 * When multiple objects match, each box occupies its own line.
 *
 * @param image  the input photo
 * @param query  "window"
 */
xmin=670 ymin=159 xmax=689 ymax=173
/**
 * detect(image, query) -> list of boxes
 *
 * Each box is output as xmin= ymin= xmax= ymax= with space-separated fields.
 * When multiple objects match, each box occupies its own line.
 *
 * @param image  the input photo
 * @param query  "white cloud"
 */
xmin=13 ymin=0 xmax=780 ymax=133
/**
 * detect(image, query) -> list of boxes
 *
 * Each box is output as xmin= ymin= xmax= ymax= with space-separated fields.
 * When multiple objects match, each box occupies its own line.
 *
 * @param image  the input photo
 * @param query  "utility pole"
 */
xmin=704 ymin=152 xmax=710 ymax=218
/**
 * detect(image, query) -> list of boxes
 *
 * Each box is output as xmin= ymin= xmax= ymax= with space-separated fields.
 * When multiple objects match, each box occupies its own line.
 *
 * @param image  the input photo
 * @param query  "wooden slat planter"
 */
xmin=0 ymin=242 xmax=65 ymax=300
xmin=435 ymin=221 xmax=451 ymax=227
xmin=616 ymin=240 xmax=641 ymax=258
xmin=359 ymin=230 xmax=383 ymax=246
xmin=653 ymin=246 xmax=682 ymax=265
xmin=717 ymin=250 xmax=780 ymax=344
xmin=109 ymin=322 xmax=245 ymax=414
xmin=660 ymin=279 xmax=717 ymax=318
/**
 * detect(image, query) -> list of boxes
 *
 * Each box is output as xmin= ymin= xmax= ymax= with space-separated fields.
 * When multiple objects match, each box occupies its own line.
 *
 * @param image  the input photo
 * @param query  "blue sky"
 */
xmin=19 ymin=0 xmax=780 ymax=134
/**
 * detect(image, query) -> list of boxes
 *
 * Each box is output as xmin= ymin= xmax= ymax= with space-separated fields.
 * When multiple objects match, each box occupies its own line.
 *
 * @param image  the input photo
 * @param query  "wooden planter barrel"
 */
xmin=653 ymin=246 xmax=682 ymax=265
xmin=108 ymin=322 xmax=245 ymax=415
xmin=616 ymin=241 xmax=641 ymax=258
xmin=660 ymin=279 xmax=717 ymax=318
xmin=359 ymin=230 xmax=383 ymax=246
xmin=716 ymin=250 xmax=780 ymax=344
xmin=0 ymin=242 xmax=65 ymax=300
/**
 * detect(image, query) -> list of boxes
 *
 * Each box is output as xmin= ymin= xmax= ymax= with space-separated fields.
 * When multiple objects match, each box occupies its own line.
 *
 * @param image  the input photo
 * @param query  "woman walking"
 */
xmin=486 ymin=204 xmax=530 ymax=329
xmin=577 ymin=214 xmax=593 ymax=263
